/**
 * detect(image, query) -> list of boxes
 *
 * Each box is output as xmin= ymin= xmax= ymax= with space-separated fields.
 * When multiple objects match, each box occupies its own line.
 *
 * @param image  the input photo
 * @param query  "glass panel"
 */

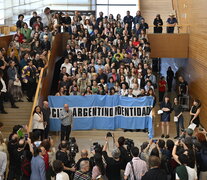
xmin=96 ymin=5 xmax=108 ymax=17
xmin=49 ymin=0 xmax=89 ymax=4
xmin=97 ymin=0 xmax=137 ymax=4
xmin=96 ymin=0 xmax=108 ymax=4
xmin=109 ymin=5 xmax=138 ymax=18
xmin=109 ymin=0 xmax=137 ymax=4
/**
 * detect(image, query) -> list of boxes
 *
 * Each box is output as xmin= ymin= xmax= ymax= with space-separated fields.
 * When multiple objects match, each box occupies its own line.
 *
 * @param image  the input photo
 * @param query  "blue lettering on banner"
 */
xmin=48 ymin=95 xmax=154 ymax=138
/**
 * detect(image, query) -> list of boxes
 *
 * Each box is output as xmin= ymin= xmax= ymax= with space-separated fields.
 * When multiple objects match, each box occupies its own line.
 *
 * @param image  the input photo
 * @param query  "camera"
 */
xmin=106 ymin=132 xmax=113 ymax=137
xmin=90 ymin=142 xmax=102 ymax=153
xmin=124 ymin=138 xmax=134 ymax=152
xmin=152 ymin=139 xmax=157 ymax=143
xmin=68 ymin=137 xmax=79 ymax=158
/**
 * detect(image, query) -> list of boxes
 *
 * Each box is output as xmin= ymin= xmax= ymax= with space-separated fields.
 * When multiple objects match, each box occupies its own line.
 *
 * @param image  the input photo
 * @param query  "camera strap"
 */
xmin=130 ymin=161 xmax=137 ymax=180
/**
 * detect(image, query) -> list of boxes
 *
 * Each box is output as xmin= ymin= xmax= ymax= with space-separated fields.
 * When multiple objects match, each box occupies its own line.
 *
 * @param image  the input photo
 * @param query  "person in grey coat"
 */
xmin=59 ymin=104 xmax=73 ymax=141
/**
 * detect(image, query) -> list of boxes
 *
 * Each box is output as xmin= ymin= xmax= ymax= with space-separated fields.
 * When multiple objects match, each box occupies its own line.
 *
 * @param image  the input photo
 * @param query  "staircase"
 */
xmin=140 ymin=0 xmax=175 ymax=33
xmin=0 ymin=99 xmax=32 ymax=137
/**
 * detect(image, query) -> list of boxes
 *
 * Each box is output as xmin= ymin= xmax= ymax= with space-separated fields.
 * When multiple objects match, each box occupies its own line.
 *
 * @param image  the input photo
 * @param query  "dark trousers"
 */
xmin=44 ymin=124 xmax=49 ymax=139
xmin=167 ymin=27 xmax=175 ymax=33
xmin=33 ymin=129 xmax=44 ymax=141
xmin=61 ymin=124 xmax=71 ymax=141
xmin=175 ymin=116 xmax=184 ymax=137
xmin=154 ymin=27 xmax=163 ymax=33
xmin=0 ymin=91 xmax=15 ymax=111
xmin=159 ymin=91 xmax=165 ymax=102
xmin=167 ymin=79 xmax=173 ymax=92
xmin=26 ymin=81 xmax=36 ymax=101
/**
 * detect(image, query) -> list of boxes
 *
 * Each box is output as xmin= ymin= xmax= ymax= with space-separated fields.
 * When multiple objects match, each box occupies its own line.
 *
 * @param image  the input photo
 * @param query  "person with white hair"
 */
xmin=74 ymin=160 xmax=91 ymax=180
xmin=59 ymin=104 xmax=73 ymax=141
xmin=102 ymin=137 xmax=124 ymax=180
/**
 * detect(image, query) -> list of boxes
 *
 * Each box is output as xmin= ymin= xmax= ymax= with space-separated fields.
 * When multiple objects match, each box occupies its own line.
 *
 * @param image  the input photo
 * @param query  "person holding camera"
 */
xmin=172 ymin=140 xmax=197 ymax=180
xmin=56 ymin=141 xmax=76 ymax=177
xmin=102 ymin=137 xmax=124 ymax=180
xmin=124 ymin=146 xmax=148 ymax=180
xmin=59 ymin=104 xmax=73 ymax=141
xmin=117 ymin=136 xmax=132 ymax=169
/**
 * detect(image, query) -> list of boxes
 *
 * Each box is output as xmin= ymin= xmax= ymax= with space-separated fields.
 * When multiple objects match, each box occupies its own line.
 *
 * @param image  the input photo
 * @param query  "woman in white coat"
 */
xmin=32 ymin=105 xmax=44 ymax=141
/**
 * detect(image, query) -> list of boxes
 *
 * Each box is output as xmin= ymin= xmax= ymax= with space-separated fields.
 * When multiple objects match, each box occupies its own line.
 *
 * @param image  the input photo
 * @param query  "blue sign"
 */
xmin=48 ymin=95 xmax=154 ymax=138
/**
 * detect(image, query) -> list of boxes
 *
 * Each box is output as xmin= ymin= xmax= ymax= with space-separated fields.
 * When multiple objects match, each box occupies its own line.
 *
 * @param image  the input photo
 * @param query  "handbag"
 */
xmin=13 ymin=70 xmax=21 ymax=86
xmin=188 ymin=123 xmax=197 ymax=130
xmin=14 ymin=80 xmax=21 ymax=87
xmin=174 ymin=116 xmax=178 ymax=122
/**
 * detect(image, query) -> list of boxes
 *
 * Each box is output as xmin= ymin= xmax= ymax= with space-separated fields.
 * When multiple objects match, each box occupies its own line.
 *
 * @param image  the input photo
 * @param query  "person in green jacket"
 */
xmin=20 ymin=22 xmax=32 ymax=42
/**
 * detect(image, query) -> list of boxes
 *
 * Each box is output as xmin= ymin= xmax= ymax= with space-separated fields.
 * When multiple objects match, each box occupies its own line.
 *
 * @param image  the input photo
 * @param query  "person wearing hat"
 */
xmin=166 ymin=13 xmax=177 ymax=33
xmin=102 ymin=137 xmax=124 ymax=180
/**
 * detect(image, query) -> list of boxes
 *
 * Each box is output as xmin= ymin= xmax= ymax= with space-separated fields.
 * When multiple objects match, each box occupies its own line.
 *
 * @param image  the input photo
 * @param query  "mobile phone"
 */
xmin=152 ymin=139 xmax=157 ymax=143
xmin=24 ymin=134 xmax=28 ymax=141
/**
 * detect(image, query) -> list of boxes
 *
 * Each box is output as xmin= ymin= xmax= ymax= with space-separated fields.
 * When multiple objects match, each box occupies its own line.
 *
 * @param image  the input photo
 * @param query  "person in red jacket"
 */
xmin=159 ymin=76 xmax=167 ymax=102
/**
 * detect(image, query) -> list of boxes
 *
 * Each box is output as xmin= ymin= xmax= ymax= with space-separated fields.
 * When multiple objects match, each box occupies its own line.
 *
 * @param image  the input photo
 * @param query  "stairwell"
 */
xmin=0 ymin=99 xmax=32 ymax=137
xmin=140 ymin=0 xmax=175 ymax=33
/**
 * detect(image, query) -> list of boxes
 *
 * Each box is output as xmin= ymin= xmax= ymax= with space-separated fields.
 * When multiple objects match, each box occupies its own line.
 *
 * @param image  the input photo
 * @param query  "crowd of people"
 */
xmin=0 ymin=5 xmax=205 ymax=180
xmin=1 ymin=121 xmax=207 ymax=180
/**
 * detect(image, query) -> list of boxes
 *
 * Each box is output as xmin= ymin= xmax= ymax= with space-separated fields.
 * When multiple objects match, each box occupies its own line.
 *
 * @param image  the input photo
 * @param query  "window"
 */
xmin=96 ymin=0 xmax=138 ymax=18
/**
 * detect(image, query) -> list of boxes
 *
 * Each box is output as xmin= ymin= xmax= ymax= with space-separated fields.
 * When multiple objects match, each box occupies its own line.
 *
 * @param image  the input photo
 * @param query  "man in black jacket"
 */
xmin=42 ymin=101 xmax=51 ymax=139
xmin=102 ymin=137 xmax=124 ymax=180
xmin=123 ymin=11 xmax=133 ymax=33
xmin=29 ymin=11 xmax=37 ymax=28
xmin=0 ymin=70 xmax=18 ymax=114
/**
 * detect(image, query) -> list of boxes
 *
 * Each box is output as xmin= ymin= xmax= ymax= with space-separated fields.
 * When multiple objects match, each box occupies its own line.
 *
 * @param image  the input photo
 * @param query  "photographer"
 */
xmin=8 ymin=138 xmax=33 ymax=180
xmin=56 ymin=141 xmax=75 ymax=177
xmin=102 ymin=137 xmax=124 ymax=180
xmin=172 ymin=140 xmax=197 ymax=180
xmin=117 ymin=136 xmax=132 ymax=169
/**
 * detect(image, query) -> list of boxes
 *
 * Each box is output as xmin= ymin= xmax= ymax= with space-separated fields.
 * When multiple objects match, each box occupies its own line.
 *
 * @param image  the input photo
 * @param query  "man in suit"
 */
xmin=30 ymin=146 xmax=46 ymax=180
xmin=42 ymin=101 xmax=51 ymax=139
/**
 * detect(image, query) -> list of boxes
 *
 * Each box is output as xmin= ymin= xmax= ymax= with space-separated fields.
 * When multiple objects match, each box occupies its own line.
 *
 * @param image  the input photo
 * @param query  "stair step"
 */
xmin=0 ymin=99 xmax=33 ymax=135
